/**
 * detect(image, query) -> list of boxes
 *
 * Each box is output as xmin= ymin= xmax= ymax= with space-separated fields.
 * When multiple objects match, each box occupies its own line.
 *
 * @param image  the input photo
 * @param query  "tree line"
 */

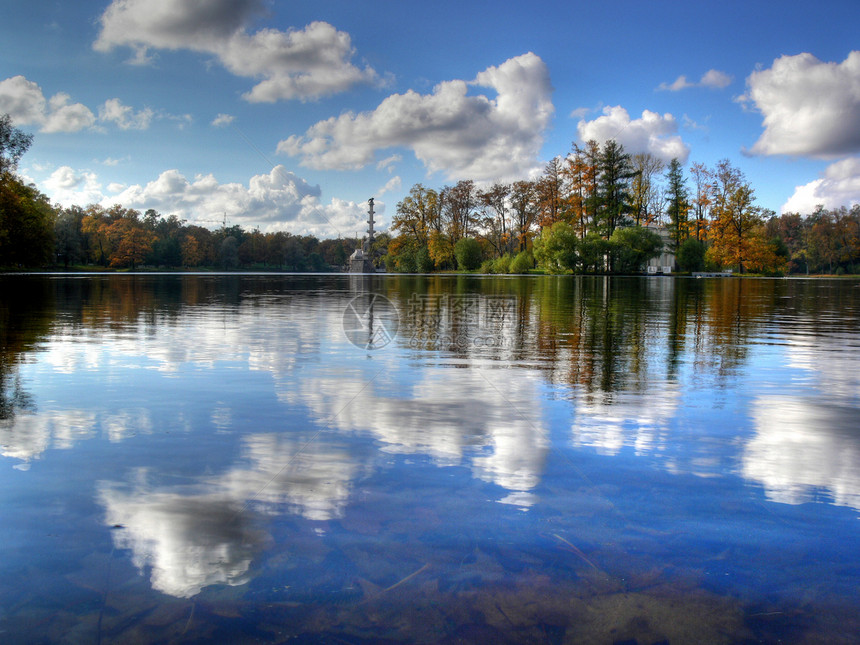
xmin=1 ymin=114 xmax=362 ymax=270
xmin=2 ymin=113 xmax=859 ymax=274
xmin=386 ymin=140 xmax=859 ymax=275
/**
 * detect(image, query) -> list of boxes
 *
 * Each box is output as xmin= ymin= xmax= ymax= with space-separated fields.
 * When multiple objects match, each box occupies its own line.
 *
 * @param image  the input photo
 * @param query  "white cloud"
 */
xmin=211 ymin=113 xmax=235 ymax=127
xmin=99 ymin=98 xmax=154 ymax=130
xmin=376 ymin=154 xmax=402 ymax=172
xmin=109 ymin=165 xmax=320 ymax=227
xmin=576 ymin=105 xmax=690 ymax=163
xmin=278 ymin=52 xmax=554 ymax=181
xmin=569 ymin=106 xmax=593 ymax=119
xmin=741 ymin=51 xmax=860 ymax=157
xmin=94 ymin=0 xmax=379 ymax=102
xmin=39 ymin=163 xmax=377 ymax=237
xmin=700 ymin=69 xmax=733 ymax=89
xmin=781 ymin=157 xmax=860 ymax=214
xmin=658 ymin=69 xmax=732 ymax=91
xmin=0 ymin=76 xmax=95 ymax=132
xmin=0 ymin=75 xmax=179 ymax=133
xmin=43 ymin=166 xmax=104 ymax=204
xmin=745 ymin=394 xmax=860 ymax=510
xmin=377 ymin=175 xmax=401 ymax=196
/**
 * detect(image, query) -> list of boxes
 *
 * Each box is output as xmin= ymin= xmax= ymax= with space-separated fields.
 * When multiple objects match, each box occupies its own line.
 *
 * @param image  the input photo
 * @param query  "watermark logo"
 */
xmin=342 ymin=293 xmax=400 ymax=350
xmin=406 ymin=294 xmax=517 ymax=349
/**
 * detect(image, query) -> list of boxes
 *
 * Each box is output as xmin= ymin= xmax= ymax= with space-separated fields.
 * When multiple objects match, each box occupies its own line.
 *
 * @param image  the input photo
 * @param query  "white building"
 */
xmin=645 ymin=226 xmax=675 ymax=274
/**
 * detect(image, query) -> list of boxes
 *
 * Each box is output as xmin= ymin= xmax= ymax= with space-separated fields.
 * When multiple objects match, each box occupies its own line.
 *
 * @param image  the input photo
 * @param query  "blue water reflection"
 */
xmin=0 ymin=274 xmax=858 ymax=643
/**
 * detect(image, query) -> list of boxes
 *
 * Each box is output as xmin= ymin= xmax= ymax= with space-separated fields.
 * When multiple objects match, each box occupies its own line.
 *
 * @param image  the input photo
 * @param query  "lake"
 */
xmin=1 ymin=273 xmax=858 ymax=644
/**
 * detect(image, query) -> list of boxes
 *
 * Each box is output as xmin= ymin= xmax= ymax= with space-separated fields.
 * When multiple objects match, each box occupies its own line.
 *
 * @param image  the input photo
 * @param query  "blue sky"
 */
xmin=2 ymin=0 xmax=859 ymax=237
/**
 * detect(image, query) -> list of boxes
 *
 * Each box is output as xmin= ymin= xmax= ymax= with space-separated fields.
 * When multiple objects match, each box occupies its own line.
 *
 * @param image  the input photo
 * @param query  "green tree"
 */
xmin=609 ymin=226 xmax=663 ymax=273
xmin=415 ymin=245 xmax=434 ymax=272
xmin=54 ymin=206 xmax=86 ymax=267
xmin=597 ymin=140 xmax=635 ymax=238
xmin=0 ymin=114 xmax=33 ymax=179
xmin=0 ymin=178 xmax=56 ymax=266
xmin=665 ymin=158 xmax=689 ymax=252
xmin=509 ymin=249 xmax=534 ymax=273
xmin=533 ymin=221 xmax=579 ymax=273
xmin=0 ymin=114 xmax=55 ymax=267
xmin=579 ymin=232 xmax=610 ymax=273
xmin=676 ymin=237 xmax=706 ymax=272
xmin=454 ymin=237 xmax=482 ymax=270
xmin=220 ymin=236 xmax=240 ymax=269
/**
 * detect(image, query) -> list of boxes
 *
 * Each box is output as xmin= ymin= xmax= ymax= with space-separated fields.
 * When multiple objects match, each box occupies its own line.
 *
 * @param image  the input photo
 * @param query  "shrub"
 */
xmin=676 ymin=237 xmax=706 ymax=272
xmin=491 ymin=254 xmax=512 ymax=274
xmin=533 ymin=222 xmax=578 ymax=273
xmin=454 ymin=237 xmax=482 ymax=271
xmin=415 ymin=246 xmax=434 ymax=273
xmin=609 ymin=226 xmax=663 ymax=273
xmin=509 ymin=249 xmax=534 ymax=273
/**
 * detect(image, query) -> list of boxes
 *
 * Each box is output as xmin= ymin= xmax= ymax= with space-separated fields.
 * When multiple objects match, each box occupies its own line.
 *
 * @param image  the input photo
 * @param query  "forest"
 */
xmin=2 ymin=113 xmax=859 ymax=275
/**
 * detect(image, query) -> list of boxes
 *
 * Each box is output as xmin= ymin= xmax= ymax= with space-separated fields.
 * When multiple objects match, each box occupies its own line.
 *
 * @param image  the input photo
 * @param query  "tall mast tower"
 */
xmin=366 ymin=197 xmax=375 ymax=248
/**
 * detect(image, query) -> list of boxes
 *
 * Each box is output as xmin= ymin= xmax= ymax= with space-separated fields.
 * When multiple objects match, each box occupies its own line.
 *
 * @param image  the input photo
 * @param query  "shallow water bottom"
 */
xmin=3 ymin=541 xmax=857 ymax=645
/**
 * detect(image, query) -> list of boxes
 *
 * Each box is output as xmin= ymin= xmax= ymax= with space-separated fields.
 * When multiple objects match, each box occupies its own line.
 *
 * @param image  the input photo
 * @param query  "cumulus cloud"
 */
xmin=43 ymin=166 xmax=105 ymax=204
xmin=99 ymin=98 xmax=154 ymax=130
xmin=0 ymin=75 xmax=95 ymax=132
xmin=40 ymin=164 xmax=376 ymax=238
xmin=94 ymin=0 xmax=380 ymax=101
xmin=110 ymin=165 xmax=320 ymax=225
xmin=278 ymin=52 xmax=554 ymax=181
xmin=576 ymin=105 xmax=690 ymax=163
xmin=657 ymin=69 xmax=733 ymax=91
xmin=741 ymin=51 xmax=860 ymax=157
xmin=0 ymin=75 xmax=178 ymax=133
xmin=781 ymin=157 xmax=860 ymax=214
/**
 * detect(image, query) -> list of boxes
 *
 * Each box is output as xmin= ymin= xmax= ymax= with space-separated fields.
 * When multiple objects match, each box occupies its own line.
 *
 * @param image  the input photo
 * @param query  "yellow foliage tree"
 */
xmin=181 ymin=234 xmax=201 ymax=267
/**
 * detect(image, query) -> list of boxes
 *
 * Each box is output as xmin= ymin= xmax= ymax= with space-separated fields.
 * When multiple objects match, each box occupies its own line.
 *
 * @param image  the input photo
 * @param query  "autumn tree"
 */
xmin=104 ymin=211 xmax=154 ymax=269
xmin=565 ymin=140 xmax=601 ymax=238
xmin=510 ymin=179 xmax=538 ymax=252
xmin=81 ymin=206 xmax=113 ymax=266
xmin=689 ymin=162 xmax=712 ymax=242
xmin=392 ymin=183 xmax=439 ymax=248
xmin=441 ymin=180 xmax=477 ymax=243
xmin=477 ymin=183 xmax=511 ymax=257
xmin=425 ymin=180 xmax=476 ymax=268
xmin=629 ymin=153 xmax=664 ymax=226
xmin=536 ymin=157 xmax=565 ymax=228
xmin=705 ymin=160 xmax=765 ymax=273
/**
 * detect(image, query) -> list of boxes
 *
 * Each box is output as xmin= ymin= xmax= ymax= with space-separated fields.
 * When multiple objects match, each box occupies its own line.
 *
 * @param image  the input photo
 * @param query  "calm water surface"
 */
xmin=1 ymin=274 xmax=858 ymax=644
